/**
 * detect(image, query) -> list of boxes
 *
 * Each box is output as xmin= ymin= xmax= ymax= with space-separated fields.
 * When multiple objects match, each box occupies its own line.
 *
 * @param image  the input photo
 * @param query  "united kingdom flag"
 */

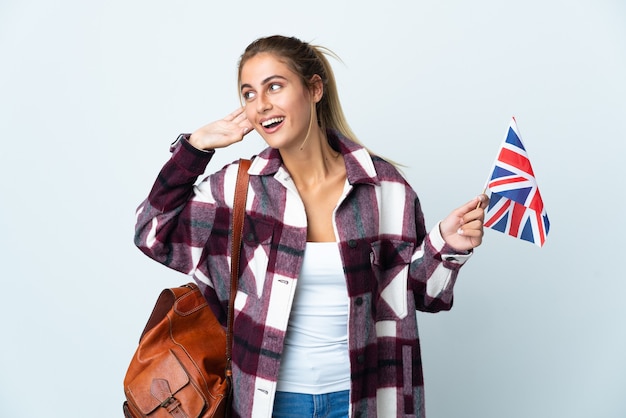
xmin=483 ymin=117 xmax=550 ymax=247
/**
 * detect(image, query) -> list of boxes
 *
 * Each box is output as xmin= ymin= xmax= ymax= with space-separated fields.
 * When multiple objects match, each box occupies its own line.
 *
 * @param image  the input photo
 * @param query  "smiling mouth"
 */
xmin=261 ymin=117 xmax=284 ymax=129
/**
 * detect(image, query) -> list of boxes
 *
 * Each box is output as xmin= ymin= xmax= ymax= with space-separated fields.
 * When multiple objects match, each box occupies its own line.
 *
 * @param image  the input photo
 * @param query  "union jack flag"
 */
xmin=483 ymin=117 xmax=550 ymax=247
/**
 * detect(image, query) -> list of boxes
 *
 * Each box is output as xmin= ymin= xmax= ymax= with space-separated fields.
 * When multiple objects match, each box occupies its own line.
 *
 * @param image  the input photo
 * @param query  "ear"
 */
xmin=308 ymin=74 xmax=323 ymax=103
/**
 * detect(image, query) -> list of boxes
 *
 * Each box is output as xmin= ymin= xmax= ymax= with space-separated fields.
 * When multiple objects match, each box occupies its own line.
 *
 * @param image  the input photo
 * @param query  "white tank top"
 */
xmin=276 ymin=242 xmax=351 ymax=394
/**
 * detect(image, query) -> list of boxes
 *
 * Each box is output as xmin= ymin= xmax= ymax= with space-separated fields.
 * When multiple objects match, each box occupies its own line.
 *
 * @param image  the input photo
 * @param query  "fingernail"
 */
xmin=457 ymin=228 xmax=464 ymax=235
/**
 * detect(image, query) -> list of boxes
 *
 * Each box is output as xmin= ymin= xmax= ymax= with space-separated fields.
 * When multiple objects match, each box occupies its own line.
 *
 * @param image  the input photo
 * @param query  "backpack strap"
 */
xmin=226 ymin=158 xmax=251 ymax=379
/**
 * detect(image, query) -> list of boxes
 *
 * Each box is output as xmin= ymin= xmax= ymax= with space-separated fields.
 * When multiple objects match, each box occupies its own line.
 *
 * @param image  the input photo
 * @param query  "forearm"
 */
xmin=134 ymin=136 xmax=215 ymax=273
xmin=412 ymin=223 xmax=472 ymax=312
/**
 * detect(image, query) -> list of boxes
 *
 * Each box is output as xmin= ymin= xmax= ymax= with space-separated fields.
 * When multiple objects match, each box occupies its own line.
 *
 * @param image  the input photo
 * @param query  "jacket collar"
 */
xmin=248 ymin=130 xmax=380 ymax=186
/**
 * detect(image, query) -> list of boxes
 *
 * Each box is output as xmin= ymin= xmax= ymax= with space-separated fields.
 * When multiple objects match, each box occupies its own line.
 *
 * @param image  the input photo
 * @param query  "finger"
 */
xmin=233 ymin=109 xmax=249 ymax=123
xmin=241 ymin=120 xmax=254 ymax=135
xmin=473 ymin=194 xmax=490 ymax=210
xmin=459 ymin=218 xmax=483 ymax=231
xmin=224 ymin=107 xmax=245 ymax=121
xmin=461 ymin=208 xmax=485 ymax=227
xmin=457 ymin=221 xmax=485 ymax=239
xmin=457 ymin=196 xmax=484 ymax=217
xmin=477 ymin=193 xmax=489 ymax=209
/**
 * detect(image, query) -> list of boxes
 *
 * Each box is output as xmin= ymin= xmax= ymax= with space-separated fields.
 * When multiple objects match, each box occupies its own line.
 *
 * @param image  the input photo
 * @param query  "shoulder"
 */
xmin=371 ymin=155 xmax=417 ymax=197
xmin=371 ymin=155 xmax=405 ymax=181
xmin=192 ymin=159 xmax=248 ymax=208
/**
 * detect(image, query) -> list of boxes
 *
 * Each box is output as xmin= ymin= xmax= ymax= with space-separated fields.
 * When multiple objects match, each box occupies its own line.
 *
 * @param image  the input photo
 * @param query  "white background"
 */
xmin=1 ymin=1 xmax=625 ymax=417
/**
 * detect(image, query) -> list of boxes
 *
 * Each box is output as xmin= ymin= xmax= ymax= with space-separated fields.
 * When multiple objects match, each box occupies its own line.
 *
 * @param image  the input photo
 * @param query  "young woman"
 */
xmin=135 ymin=35 xmax=488 ymax=418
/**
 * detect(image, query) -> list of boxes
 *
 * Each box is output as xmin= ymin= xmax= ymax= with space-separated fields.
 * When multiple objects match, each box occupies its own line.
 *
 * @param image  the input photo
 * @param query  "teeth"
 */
xmin=261 ymin=117 xmax=284 ymax=127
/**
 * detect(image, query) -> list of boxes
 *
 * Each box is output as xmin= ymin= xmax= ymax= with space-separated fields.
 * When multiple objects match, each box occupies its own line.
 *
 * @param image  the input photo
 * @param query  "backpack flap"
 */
xmin=125 ymin=350 xmax=205 ymax=416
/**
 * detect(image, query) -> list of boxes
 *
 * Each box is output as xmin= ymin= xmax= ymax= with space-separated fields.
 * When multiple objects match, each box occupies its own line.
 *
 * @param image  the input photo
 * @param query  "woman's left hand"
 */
xmin=439 ymin=194 xmax=489 ymax=252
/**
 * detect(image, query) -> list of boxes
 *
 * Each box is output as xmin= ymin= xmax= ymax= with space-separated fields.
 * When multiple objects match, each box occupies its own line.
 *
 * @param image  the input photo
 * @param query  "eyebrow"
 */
xmin=240 ymin=75 xmax=288 ymax=92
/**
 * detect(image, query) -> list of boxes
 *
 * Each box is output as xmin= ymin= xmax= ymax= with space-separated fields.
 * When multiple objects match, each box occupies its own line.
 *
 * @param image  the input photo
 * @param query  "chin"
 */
xmin=259 ymin=133 xmax=295 ymax=150
xmin=258 ymin=135 xmax=280 ymax=149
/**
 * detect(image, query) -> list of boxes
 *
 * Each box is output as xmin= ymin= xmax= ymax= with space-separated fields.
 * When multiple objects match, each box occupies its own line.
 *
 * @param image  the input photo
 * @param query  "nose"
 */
xmin=256 ymin=93 xmax=271 ymax=113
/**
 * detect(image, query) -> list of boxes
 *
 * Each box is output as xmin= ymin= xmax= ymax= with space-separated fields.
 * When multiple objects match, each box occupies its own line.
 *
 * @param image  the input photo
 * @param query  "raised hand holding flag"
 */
xmin=483 ymin=117 xmax=550 ymax=247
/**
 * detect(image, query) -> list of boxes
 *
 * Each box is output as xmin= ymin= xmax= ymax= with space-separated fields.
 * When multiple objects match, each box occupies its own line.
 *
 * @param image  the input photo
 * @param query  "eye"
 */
xmin=268 ymin=83 xmax=281 ymax=93
xmin=242 ymin=90 xmax=256 ymax=101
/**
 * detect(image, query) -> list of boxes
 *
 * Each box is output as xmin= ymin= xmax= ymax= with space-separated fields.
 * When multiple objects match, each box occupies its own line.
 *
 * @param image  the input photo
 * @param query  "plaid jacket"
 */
xmin=135 ymin=131 xmax=471 ymax=417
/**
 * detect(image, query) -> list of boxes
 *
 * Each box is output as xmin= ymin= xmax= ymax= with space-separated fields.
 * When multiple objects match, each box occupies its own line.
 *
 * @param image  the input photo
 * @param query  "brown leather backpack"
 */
xmin=123 ymin=159 xmax=250 ymax=417
xmin=123 ymin=283 xmax=230 ymax=417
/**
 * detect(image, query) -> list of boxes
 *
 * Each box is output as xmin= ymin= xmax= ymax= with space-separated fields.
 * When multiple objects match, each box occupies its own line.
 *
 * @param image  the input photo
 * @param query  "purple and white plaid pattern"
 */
xmin=135 ymin=131 xmax=471 ymax=417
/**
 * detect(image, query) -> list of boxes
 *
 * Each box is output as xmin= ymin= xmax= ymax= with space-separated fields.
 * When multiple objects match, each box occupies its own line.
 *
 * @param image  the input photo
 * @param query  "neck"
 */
xmin=280 ymin=128 xmax=344 ymax=189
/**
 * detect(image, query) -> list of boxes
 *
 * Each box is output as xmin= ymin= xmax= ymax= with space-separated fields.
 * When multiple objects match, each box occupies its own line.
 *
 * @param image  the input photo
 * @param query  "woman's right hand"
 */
xmin=188 ymin=107 xmax=253 ymax=150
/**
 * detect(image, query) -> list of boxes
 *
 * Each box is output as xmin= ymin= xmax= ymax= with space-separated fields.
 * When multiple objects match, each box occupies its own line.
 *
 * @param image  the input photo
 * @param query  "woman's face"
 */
xmin=240 ymin=52 xmax=318 ymax=150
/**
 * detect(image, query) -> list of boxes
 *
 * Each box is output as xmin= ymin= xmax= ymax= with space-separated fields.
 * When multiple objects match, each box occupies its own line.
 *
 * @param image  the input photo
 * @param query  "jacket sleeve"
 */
xmin=134 ymin=137 xmax=217 ymax=275
xmin=409 ymin=196 xmax=472 ymax=313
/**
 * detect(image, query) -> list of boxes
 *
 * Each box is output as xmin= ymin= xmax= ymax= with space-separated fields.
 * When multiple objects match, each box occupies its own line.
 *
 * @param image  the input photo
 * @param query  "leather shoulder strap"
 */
xmin=226 ymin=158 xmax=251 ymax=377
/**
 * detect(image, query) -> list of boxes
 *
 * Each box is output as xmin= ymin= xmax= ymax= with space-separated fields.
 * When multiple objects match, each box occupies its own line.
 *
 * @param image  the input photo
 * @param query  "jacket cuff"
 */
xmin=170 ymin=133 xmax=215 ymax=175
xmin=430 ymin=222 xmax=472 ymax=267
